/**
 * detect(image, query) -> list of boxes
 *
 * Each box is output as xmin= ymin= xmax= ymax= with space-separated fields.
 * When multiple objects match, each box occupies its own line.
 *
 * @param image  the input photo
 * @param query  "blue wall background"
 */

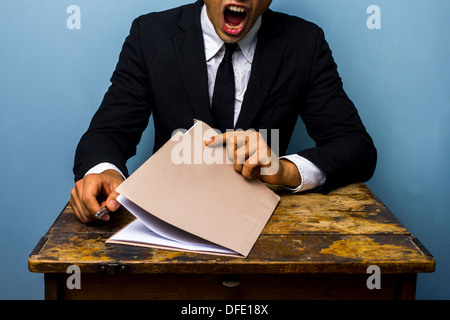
xmin=0 ymin=0 xmax=448 ymax=299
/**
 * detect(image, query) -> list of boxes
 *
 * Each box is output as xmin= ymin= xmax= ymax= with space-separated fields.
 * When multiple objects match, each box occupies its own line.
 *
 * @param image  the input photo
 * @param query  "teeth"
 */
xmin=226 ymin=22 xmax=244 ymax=30
xmin=225 ymin=5 xmax=246 ymax=30
xmin=228 ymin=6 xmax=245 ymax=13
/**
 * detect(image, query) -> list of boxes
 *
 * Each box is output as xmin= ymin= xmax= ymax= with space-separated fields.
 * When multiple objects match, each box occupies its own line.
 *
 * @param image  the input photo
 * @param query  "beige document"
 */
xmin=107 ymin=120 xmax=280 ymax=258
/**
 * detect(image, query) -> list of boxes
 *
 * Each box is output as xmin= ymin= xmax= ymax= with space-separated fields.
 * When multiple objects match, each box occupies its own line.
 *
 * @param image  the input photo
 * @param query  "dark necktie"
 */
xmin=211 ymin=43 xmax=238 ymax=133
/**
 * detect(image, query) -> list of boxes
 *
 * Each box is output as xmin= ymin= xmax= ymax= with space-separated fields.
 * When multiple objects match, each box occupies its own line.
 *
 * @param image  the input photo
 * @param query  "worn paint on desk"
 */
xmin=320 ymin=236 xmax=428 ymax=261
xmin=29 ymin=183 xmax=435 ymax=275
xmin=265 ymin=184 xmax=408 ymax=235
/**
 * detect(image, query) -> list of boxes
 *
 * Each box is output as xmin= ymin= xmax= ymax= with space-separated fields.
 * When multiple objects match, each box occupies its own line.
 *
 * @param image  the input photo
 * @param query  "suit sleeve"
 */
xmin=297 ymin=28 xmax=377 ymax=193
xmin=73 ymin=18 xmax=152 ymax=181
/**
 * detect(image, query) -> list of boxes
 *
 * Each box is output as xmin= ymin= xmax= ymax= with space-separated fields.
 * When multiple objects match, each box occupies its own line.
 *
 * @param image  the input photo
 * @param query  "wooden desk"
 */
xmin=29 ymin=183 xmax=435 ymax=300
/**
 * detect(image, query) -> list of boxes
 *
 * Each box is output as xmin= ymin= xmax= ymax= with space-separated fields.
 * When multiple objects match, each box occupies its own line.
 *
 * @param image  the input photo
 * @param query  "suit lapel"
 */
xmin=173 ymin=1 xmax=214 ymax=126
xmin=173 ymin=4 xmax=286 ymax=131
xmin=235 ymin=10 xmax=287 ymax=130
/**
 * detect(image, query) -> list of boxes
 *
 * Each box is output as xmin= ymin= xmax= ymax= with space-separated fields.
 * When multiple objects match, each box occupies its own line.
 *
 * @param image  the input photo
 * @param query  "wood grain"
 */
xmin=29 ymin=183 xmax=434 ymax=275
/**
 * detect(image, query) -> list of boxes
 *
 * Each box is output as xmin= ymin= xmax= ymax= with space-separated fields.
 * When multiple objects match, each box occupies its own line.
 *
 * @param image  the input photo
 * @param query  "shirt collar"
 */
xmin=201 ymin=5 xmax=260 ymax=63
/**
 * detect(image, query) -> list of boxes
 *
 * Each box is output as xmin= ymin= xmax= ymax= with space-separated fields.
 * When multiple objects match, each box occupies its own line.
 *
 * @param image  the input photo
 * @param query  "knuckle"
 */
xmin=81 ymin=192 xmax=93 ymax=203
xmin=75 ymin=179 xmax=83 ymax=188
xmin=83 ymin=173 xmax=96 ymax=182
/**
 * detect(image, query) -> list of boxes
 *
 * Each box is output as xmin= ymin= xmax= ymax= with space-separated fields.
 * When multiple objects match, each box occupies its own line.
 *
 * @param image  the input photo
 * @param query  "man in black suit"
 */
xmin=70 ymin=0 xmax=377 ymax=223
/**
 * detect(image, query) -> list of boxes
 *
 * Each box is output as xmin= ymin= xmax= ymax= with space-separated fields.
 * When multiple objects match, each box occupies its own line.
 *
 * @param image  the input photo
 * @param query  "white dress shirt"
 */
xmin=85 ymin=5 xmax=326 ymax=192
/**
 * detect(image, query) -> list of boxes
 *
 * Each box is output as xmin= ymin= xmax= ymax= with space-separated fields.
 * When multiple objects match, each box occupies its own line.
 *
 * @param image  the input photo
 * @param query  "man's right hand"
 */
xmin=69 ymin=169 xmax=125 ymax=223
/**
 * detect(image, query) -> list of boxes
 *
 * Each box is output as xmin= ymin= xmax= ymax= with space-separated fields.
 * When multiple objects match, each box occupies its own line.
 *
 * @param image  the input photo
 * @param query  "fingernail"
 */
xmin=205 ymin=137 xmax=215 ymax=145
xmin=108 ymin=200 xmax=119 ymax=211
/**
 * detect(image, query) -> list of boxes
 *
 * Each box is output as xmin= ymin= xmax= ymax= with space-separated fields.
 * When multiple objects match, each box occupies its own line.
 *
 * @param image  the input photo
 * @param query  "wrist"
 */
xmin=103 ymin=169 xmax=125 ymax=182
xmin=278 ymin=159 xmax=302 ymax=187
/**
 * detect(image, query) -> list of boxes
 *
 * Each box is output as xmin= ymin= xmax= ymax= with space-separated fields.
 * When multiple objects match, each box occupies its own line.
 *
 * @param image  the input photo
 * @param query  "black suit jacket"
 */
xmin=74 ymin=0 xmax=376 ymax=193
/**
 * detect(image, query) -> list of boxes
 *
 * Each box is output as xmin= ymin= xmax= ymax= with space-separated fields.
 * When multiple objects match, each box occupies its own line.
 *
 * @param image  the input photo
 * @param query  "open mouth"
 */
xmin=223 ymin=5 xmax=248 ymax=35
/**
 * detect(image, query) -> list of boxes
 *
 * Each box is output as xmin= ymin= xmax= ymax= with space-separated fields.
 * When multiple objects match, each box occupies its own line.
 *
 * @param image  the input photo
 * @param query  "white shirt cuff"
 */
xmin=84 ymin=162 xmax=126 ymax=180
xmin=280 ymin=154 xmax=327 ymax=193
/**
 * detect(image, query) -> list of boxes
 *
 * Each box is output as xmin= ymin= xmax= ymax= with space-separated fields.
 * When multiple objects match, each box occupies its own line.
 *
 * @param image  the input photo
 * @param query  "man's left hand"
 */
xmin=205 ymin=130 xmax=301 ymax=187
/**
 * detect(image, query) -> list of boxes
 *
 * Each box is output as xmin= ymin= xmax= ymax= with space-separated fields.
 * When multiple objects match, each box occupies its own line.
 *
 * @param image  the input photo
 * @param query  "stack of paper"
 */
xmin=107 ymin=121 xmax=280 ymax=258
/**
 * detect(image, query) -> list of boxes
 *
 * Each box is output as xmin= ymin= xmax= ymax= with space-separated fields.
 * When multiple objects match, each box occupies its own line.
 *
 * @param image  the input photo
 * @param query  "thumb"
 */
xmin=101 ymin=169 xmax=124 ymax=215
xmin=98 ymin=191 xmax=120 ymax=222
xmin=96 ymin=190 xmax=121 ymax=222
xmin=106 ymin=190 xmax=121 ymax=213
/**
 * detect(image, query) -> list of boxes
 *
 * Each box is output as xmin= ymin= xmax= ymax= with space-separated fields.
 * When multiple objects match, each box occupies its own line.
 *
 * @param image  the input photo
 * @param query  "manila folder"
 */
xmin=107 ymin=120 xmax=280 ymax=258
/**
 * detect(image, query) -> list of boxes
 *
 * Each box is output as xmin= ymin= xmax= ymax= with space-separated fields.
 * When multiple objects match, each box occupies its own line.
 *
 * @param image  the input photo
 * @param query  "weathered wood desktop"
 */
xmin=29 ymin=183 xmax=435 ymax=300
